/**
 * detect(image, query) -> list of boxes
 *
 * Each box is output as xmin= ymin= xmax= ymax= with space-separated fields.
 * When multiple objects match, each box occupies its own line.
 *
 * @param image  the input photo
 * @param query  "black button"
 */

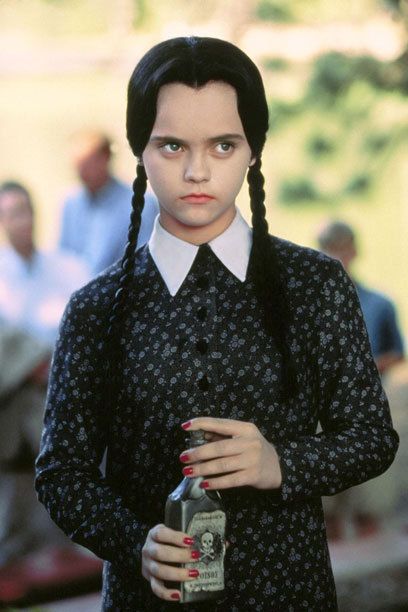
xmin=196 ymin=339 xmax=208 ymax=354
xmin=197 ymin=276 xmax=209 ymax=289
xmin=197 ymin=375 xmax=210 ymax=391
xmin=197 ymin=306 xmax=207 ymax=321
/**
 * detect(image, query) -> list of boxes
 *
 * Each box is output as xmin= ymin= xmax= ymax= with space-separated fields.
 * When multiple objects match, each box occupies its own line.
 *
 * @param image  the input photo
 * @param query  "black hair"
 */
xmin=111 ymin=36 xmax=296 ymax=398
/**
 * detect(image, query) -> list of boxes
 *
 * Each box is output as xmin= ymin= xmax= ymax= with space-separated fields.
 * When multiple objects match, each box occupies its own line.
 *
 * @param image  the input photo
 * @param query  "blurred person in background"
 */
xmin=317 ymin=220 xmax=405 ymax=540
xmin=59 ymin=129 xmax=159 ymax=275
xmin=317 ymin=220 xmax=404 ymax=376
xmin=0 ymin=321 xmax=66 ymax=567
xmin=0 ymin=182 xmax=89 ymax=568
xmin=0 ymin=181 xmax=91 ymax=349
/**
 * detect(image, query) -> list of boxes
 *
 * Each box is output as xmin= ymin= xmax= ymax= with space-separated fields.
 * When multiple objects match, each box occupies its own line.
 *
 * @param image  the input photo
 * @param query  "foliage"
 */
xmin=381 ymin=0 xmax=403 ymax=12
xmin=256 ymin=0 xmax=294 ymax=22
xmin=306 ymin=134 xmax=335 ymax=158
xmin=268 ymin=100 xmax=302 ymax=131
xmin=133 ymin=0 xmax=148 ymax=28
xmin=306 ymin=52 xmax=408 ymax=103
xmin=279 ymin=177 xmax=321 ymax=204
xmin=263 ymin=57 xmax=289 ymax=71
xmin=343 ymin=173 xmax=372 ymax=195
xmin=363 ymin=132 xmax=390 ymax=153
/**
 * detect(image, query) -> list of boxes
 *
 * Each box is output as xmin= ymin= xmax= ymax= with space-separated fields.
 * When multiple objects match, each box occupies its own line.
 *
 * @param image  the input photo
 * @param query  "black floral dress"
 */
xmin=35 ymin=237 xmax=399 ymax=611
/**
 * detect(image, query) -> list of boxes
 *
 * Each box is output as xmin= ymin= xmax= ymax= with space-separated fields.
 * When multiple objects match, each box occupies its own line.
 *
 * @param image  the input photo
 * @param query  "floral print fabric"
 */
xmin=35 ymin=237 xmax=399 ymax=611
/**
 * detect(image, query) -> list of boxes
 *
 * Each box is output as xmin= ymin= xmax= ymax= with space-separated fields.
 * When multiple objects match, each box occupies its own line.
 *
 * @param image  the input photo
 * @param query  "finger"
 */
xmin=199 ymin=470 xmax=250 ymax=490
xmin=149 ymin=560 xmax=201 ymax=583
xmin=149 ymin=542 xmax=201 ymax=565
xmin=149 ymin=575 xmax=181 ymax=602
xmin=150 ymin=524 xmax=193 ymax=547
xmin=181 ymin=437 xmax=247 ymax=465
xmin=182 ymin=417 xmax=258 ymax=438
xmin=183 ymin=454 xmax=247 ymax=478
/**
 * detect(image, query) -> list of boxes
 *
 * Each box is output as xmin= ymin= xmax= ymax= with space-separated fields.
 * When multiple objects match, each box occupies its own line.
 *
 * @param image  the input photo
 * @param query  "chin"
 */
xmin=176 ymin=219 xmax=211 ymax=230
xmin=174 ymin=213 xmax=218 ymax=229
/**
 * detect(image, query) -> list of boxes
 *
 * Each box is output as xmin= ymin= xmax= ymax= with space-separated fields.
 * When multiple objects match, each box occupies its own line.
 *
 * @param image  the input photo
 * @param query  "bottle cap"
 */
xmin=188 ymin=429 xmax=207 ymax=447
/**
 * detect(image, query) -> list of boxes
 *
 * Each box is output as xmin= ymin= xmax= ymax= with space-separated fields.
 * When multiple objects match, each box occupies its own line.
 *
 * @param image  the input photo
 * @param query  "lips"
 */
xmin=180 ymin=193 xmax=215 ymax=203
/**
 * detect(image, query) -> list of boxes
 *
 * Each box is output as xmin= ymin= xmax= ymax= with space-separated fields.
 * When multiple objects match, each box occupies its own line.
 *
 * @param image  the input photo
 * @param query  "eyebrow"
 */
xmin=149 ymin=133 xmax=245 ymax=144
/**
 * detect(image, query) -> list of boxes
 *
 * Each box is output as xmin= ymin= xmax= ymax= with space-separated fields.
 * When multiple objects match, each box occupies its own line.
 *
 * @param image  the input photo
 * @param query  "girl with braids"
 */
xmin=35 ymin=37 xmax=398 ymax=611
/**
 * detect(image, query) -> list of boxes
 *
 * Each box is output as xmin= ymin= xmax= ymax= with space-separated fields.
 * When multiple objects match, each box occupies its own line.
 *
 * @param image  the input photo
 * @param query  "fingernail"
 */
xmin=200 ymin=481 xmax=209 ymax=489
xmin=179 ymin=453 xmax=190 ymax=463
xmin=191 ymin=550 xmax=200 ymax=560
xmin=171 ymin=592 xmax=180 ymax=600
xmin=183 ymin=466 xmax=194 ymax=476
xmin=181 ymin=420 xmax=192 ymax=430
xmin=188 ymin=569 xmax=200 ymax=578
xmin=183 ymin=536 xmax=194 ymax=546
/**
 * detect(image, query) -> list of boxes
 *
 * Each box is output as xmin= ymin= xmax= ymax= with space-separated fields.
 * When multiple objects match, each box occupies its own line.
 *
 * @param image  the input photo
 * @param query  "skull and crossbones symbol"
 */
xmin=199 ymin=531 xmax=215 ymax=561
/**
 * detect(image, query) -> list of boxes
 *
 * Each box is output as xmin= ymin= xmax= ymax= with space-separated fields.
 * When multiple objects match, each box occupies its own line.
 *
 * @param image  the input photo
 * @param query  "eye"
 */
xmin=215 ymin=142 xmax=234 ymax=154
xmin=161 ymin=142 xmax=182 ymax=153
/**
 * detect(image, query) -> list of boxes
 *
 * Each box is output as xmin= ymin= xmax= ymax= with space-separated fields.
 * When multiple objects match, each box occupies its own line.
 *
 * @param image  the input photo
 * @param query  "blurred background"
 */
xmin=0 ymin=1 xmax=407 ymax=610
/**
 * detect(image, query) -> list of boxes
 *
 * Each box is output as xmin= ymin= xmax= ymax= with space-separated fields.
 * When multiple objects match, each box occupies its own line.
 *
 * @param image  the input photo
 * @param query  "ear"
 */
xmin=249 ymin=156 xmax=256 ymax=167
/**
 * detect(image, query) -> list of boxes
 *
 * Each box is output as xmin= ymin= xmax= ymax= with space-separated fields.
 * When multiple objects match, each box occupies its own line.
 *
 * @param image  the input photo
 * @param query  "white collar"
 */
xmin=148 ymin=208 xmax=252 ymax=296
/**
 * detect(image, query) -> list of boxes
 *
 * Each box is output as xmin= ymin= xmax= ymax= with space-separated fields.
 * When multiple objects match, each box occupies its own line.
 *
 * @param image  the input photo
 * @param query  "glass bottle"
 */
xmin=164 ymin=429 xmax=226 ymax=603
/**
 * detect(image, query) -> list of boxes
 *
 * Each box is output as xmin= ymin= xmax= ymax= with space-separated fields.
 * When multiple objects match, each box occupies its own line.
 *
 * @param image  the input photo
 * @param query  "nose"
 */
xmin=184 ymin=151 xmax=210 ymax=183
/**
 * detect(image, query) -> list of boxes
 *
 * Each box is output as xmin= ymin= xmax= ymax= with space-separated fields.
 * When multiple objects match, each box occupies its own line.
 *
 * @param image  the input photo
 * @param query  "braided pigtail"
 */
xmin=248 ymin=157 xmax=297 ymax=398
xmin=108 ymin=163 xmax=147 ymax=337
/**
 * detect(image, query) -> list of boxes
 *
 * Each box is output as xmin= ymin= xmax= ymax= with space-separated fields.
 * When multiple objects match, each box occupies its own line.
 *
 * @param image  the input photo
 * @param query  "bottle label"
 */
xmin=185 ymin=509 xmax=226 ymax=593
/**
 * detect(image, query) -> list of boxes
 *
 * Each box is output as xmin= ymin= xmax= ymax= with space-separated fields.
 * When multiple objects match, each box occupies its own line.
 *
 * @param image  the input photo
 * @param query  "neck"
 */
xmin=86 ymin=174 xmax=111 ymax=196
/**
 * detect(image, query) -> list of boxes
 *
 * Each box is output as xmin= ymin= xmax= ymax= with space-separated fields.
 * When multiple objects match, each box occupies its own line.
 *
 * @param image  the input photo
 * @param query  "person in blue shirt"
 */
xmin=317 ymin=220 xmax=404 ymax=540
xmin=317 ymin=220 xmax=404 ymax=376
xmin=0 ymin=181 xmax=91 ymax=348
xmin=59 ymin=130 xmax=159 ymax=275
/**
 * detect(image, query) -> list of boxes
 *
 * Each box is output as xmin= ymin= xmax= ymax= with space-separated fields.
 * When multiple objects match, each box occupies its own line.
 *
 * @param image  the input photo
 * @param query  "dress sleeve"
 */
xmin=272 ymin=259 xmax=399 ymax=504
xmin=35 ymin=289 xmax=149 ymax=571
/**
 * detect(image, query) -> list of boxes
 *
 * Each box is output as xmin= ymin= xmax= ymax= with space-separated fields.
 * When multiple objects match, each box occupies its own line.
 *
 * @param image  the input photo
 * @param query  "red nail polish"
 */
xmin=191 ymin=550 xmax=200 ymax=560
xmin=179 ymin=453 xmax=190 ymax=463
xmin=183 ymin=536 xmax=194 ymax=546
xmin=183 ymin=466 xmax=194 ymax=476
xmin=188 ymin=569 xmax=199 ymax=578
xmin=171 ymin=592 xmax=180 ymax=600
xmin=181 ymin=420 xmax=192 ymax=430
xmin=200 ymin=480 xmax=209 ymax=489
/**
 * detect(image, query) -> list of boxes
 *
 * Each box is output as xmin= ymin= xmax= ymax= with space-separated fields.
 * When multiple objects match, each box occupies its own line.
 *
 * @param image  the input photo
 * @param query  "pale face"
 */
xmin=142 ymin=81 xmax=255 ymax=244
xmin=72 ymin=148 xmax=110 ymax=193
xmin=0 ymin=190 xmax=34 ymax=255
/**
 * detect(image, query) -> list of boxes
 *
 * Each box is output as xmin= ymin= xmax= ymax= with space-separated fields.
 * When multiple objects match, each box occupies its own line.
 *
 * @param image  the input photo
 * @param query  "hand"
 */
xmin=180 ymin=417 xmax=282 ymax=491
xmin=141 ymin=523 xmax=200 ymax=601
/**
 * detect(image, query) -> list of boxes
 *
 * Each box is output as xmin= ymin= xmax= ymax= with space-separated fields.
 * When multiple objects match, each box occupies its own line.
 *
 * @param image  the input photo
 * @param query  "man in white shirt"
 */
xmin=0 ymin=321 xmax=64 ymax=567
xmin=0 ymin=181 xmax=90 ymax=348
xmin=0 ymin=182 xmax=88 ymax=566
